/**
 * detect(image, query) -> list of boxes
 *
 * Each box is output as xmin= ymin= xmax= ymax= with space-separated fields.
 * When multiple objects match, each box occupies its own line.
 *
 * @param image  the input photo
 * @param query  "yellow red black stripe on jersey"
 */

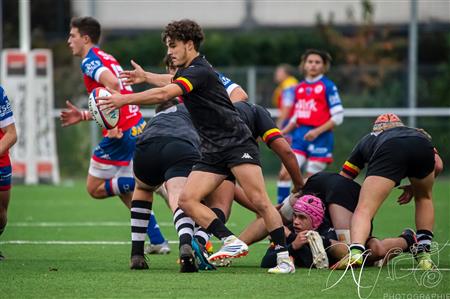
xmin=174 ymin=77 xmax=193 ymax=93
xmin=342 ymin=161 xmax=360 ymax=178
xmin=262 ymin=128 xmax=282 ymax=144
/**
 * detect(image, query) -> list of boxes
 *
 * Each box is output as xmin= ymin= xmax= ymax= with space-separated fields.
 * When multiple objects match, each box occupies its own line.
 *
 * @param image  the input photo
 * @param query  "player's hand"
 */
xmin=97 ymin=88 xmax=125 ymax=114
xmin=106 ymin=127 xmax=123 ymax=139
xmin=119 ymin=60 xmax=146 ymax=85
xmin=304 ymin=128 xmax=319 ymax=141
xmin=397 ymin=184 xmax=414 ymax=205
xmin=291 ymin=230 xmax=308 ymax=250
xmin=60 ymin=100 xmax=83 ymax=127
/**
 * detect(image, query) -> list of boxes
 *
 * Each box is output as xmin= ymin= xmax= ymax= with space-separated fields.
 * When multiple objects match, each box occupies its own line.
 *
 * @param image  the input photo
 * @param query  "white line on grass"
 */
xmin=400 ymin=268 xmax=450 ymax=271
xmin=8 ymin=221 xmax=236 ymax=227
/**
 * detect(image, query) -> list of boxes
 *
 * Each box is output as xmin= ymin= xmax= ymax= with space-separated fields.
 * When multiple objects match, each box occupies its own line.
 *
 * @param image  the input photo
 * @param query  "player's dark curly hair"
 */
xmin=162 ymin=19 xmax=204 ymax=51
xmin=300 ymin=49 xmax=332 ymax=73
xmin=70 ymin=17 xmax=101 ymax=44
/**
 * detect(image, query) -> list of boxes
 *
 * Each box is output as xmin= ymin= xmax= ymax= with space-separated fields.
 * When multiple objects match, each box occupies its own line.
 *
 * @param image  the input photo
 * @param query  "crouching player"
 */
xmin=0 ymin=86 xmax=17 ymax=260
xmin=336 ymin=113 xmax=443 ymax=270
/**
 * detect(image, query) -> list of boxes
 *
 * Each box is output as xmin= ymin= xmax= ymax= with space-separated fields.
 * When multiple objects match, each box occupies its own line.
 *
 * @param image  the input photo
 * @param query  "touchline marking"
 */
xmin=8 ymin=221 xmax=237 ymax=228
xmin=0 ymin=240 xmax=266 ymax=245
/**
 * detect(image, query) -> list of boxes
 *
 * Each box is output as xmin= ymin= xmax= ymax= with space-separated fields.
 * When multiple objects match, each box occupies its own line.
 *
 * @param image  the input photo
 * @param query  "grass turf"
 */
xmin=0 ymin=178 xmax=449 ymax=298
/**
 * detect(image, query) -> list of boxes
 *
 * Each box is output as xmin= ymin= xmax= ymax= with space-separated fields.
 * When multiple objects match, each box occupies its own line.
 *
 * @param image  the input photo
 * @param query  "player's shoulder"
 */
xmin=320 ymin=76 xmax=338 ymax=90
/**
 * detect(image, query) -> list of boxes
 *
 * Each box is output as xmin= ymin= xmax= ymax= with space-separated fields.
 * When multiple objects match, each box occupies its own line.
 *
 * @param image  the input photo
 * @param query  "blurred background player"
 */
xmin=271 ymin=64 xmax=299 ymax=204
xmin=0 ymin=85 xmax=17 ymax=260
xmin=60 ymin=16 xmax=169 ymax=254
xmin=336 ymin=113 xmax=443 ymax=270
xmin=282 ymin=49 xmax=344 ymax=180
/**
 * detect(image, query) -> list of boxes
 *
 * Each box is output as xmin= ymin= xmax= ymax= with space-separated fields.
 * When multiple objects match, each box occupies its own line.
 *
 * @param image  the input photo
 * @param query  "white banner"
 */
xmin=30 ymin=50 xmax=60 ymax=184
xmin=0 ymin=49 xmax=59 ymax=184
xmin=0 ymin=50 xmax=31 ymax=183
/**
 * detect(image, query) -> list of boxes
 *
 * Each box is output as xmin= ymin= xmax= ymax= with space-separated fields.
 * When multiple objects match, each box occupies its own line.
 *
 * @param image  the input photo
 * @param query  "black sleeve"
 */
xmin=254 ymin=105 xmax=283 ymax=147
xmin=341 ymin=134 xmax=372 ymax=178
xmin=173 ymin=66 xmax=209 ymax=95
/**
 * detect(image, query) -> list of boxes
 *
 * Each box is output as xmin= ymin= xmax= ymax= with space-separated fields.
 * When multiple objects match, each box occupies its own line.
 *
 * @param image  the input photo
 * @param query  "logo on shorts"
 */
xmin=241 ymin=153 xmax=253 ymax=159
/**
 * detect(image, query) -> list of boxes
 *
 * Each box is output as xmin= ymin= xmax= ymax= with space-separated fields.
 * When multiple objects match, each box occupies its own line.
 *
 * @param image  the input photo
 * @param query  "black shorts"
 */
xmin=303 ymin=172 xmax=360 ymax=214
xmin=192 ymin=142 xmax=261 ymax=178
xmin=133 ymin=137 xmax=200 ymax=187
xmin=367 ymin=136 xmax=435 ymax=185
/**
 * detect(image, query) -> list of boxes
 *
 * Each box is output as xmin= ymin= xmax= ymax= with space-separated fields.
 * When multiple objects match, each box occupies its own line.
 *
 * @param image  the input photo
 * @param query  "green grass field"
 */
xmin=0 ymin=178 xmax=449 ymax=298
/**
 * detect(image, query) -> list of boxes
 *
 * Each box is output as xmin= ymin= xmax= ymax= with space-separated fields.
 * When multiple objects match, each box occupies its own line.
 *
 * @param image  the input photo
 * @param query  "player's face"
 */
xmin=166 ymin=38 xmax=189 ymax=68
xmin=274 ymin=67 xmax=286 ymax=83
xmin=68 ymin=28 xmax=85 ymax=57
xmin=292 ymin=213 xmax=313 ymax=233
xmin=303 ymin=54 xmax=325 ymax=77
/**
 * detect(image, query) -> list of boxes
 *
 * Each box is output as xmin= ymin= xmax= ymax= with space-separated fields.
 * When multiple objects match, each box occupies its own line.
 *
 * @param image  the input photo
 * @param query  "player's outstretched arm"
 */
xmin=270 ymin=138 xmax=304 ymax=193
xmin=98 ymin=84 xmax=182 ymax=111
xmin=0 ymin=123 xmax=17 ymax=156
xmin=120 ymin=60 xmax=173 ymax=87
xmin=60 ymin=100 xmax=91 ymax=127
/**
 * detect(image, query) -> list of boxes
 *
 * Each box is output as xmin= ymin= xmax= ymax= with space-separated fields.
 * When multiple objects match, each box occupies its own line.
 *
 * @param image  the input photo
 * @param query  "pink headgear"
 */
xmin=293 ymin=194 xmax=325 ymax=230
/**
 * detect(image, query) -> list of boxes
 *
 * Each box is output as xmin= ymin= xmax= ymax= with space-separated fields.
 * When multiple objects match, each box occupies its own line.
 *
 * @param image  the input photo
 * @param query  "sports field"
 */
xmin=1 ymin=178 xmax=449 ymax=298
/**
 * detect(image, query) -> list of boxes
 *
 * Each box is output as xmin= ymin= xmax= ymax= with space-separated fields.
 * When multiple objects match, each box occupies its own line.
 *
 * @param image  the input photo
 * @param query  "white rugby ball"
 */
xmin=88 ymin=87 xmax=120 ymax=129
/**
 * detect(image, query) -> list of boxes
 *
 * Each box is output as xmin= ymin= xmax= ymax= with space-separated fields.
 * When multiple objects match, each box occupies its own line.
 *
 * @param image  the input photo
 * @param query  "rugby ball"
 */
xmin=88 ymin=87 xmax=120 ymax=129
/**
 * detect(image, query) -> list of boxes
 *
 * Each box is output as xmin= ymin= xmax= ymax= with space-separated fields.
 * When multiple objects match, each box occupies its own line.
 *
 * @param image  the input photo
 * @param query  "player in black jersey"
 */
xmin=240 ymin=171 xmax=421 ymax=270
xmin=335 ymin=113 xmax=443 ymax=270
xmin=99 ymin=19 xmax=294 ymax=274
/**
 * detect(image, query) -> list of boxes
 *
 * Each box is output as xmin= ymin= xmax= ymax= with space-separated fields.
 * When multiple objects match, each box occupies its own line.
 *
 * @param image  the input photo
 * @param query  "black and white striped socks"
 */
xmin=131 ymin=200 xmax=151 ymax=257
xmin=173 ymin=208 xmax=195 ymax=248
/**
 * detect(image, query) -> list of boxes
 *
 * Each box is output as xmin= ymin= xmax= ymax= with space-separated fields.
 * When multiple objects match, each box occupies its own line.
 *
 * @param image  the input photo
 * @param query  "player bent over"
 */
xmin=61 ymin=16 xmax=168 ymax=253
xmin=0 ymin=86 xmax=18 ymax=260
xmin=336 ymin=113 xmax=443 ymax=270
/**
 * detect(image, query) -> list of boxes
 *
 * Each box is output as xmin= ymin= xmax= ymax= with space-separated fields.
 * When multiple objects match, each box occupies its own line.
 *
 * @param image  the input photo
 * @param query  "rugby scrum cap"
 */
xmin=373 ymin=113 xmax=404 ymax=132
xmin=293 ymin=194 xmax=324 ymax=230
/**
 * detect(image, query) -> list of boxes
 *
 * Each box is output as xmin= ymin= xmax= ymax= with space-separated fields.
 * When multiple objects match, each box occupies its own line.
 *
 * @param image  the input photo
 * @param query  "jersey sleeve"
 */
xmin=0 ymin=87 xmax=15 ymax=128
xmin=325 ymin=80 xmax=344 ymax=121
xmin=341 ymin=136 xmax=370 ymax=179
xmin=255 ymin=105 xmax=283 ymax=147
xmin=216 ymin=72 xmax=240 ymax=96
xmin=173 ymin=66 xmax=209 ymax=95
xmin=280 ymin=86 xmax=295 ymax=108
xmin=81 ymin=54 xmax=109 ymax=82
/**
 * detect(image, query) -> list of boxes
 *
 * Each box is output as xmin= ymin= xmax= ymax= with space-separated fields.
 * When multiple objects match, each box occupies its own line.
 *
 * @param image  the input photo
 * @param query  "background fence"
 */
xmin=54 ymin=64 xmax=449 ymax=179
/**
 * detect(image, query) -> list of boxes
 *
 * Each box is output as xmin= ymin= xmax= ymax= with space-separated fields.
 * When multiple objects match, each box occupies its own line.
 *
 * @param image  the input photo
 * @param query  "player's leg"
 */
xmin=328 ymin=203 xmax=353 ymax=243
xmin=233 ymin=184 xmax=258 ymax=214
xmin=232 ymin=163 xmax=294 ymax=274
xmin=130 ymin=177 xmax=157 ymax=270
xmin=193 ymin=180 xmax=235 ymax=250
xmin=410 ymin=172 xmax=435 ymax=269
xmin=238 ymin=217 xmax=269 ymax=246
xmin=304 ymin=131 xmax=333 ymax=178
xmin=365 ymin=231 xmax=416 ymax=265
xmin=277 ymin=165 xmax=291 ymax=204
xmin=348 ymin=176 xmax=395 ymax=265
xmin=86 ymin=161 xmax=134 ymax=207
xmin=304 ymin=159 xmax=327 ymax=179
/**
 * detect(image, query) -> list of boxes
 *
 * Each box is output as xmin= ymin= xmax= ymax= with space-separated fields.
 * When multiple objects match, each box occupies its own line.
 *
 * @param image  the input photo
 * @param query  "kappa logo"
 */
xmin=241 ymin=153 xmax=253 ymax=159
